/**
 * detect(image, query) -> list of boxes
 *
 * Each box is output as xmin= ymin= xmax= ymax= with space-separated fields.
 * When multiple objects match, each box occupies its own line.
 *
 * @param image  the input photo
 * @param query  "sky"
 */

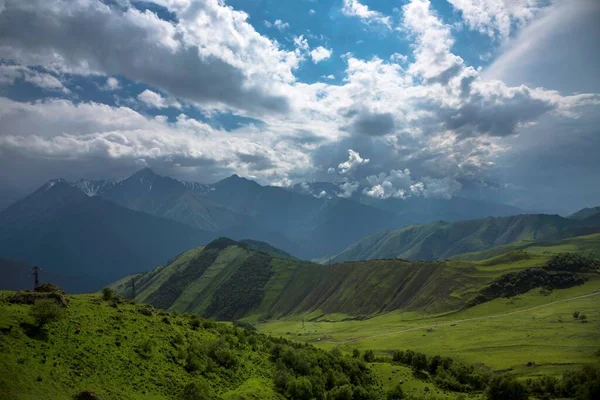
xmin=0 ymin=0 xmax=599 ymax=213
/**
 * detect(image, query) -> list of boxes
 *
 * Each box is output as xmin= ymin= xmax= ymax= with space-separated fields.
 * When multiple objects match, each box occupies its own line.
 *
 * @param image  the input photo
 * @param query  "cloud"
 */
xmin=363 ymin=169 xmax=462 ymax=199
xmin=337 ymin=181 xmax=359 ymax=198
xmin=0 ymin=0 xmax=293 ymax=114
xmin=137 ymin=89 xmax=181 ymax=109
xmin=265 ymin=19 xmax=289 ymax=31
xmin=310 ymin=46 xmax=332 ymax=63
xmin=309 ymin=9 xmax=316 ymax=15
xmin=348 ymin=110 xmax=395 ymax=136
xmin=103 ymin=77 xmax=120 ymax=91
xmin=338 ymin=149 xmax=369 ymax=174
xmin=342 ymin=0 xmax=391 ymax=28
xmin=0 ymin=64 xmax=68 ymax=93
xmin=447 ymin=0 xmax=547 ymax=39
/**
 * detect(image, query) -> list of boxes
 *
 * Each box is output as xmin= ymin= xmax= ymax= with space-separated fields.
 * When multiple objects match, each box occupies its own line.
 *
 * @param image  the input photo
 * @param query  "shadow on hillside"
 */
xmin=19 ymin=322 xmax=48 ymax=341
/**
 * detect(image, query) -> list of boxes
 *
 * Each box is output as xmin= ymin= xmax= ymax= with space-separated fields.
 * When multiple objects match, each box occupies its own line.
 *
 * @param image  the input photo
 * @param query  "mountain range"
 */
xmin=3 ymin=167 xmax=598 ymax=292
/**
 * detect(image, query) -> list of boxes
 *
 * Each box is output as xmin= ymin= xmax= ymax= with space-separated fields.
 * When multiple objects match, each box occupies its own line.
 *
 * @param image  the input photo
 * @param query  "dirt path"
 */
xmin=333 ymin=290 xmax=600 ymax=345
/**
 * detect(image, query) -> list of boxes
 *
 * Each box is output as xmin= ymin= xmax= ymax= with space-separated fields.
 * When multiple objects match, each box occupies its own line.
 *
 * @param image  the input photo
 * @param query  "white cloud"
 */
xmin=0 ymin=0 xmax=297 ymax=114
xmin=310 ymin=46 xmax=332 ymax=63
xmin=338 ymin=149 xmax=369 ymax=174
xmin=104 ymin=77 xmax=119 ymax=91
xmin=337 ymin=181 xmax=359 ymax=198
xmin=137 ymin=89 xmax=181 ymax=109
xmin=322 ymin=74 xmax=335 ymax=80
xmin=309 ymin=9 xmax=316 ymax=15
xmin=447 ymin=0 xmax=547 ymax=39
xmin=342 ymin=0 xmax=391 ymax=29
xmin=390 ymin=53 xmax=408 ymax=63
xmin=363 ymin=169 xmax=462 ymax=199
xmin=274 ymin=19 xmax=289 ymax=31
xmin=0 ymin=65 xmax=68 ymax=93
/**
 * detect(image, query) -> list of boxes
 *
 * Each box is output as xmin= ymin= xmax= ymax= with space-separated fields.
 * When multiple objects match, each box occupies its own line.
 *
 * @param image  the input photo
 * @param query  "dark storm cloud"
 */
xmin=347 ymin=111 xmax=396 ymax=136
xmin=236 ymin=152 xmax=276 ymax=171
xmin=0 ymin=0 xmax=289 ymax=114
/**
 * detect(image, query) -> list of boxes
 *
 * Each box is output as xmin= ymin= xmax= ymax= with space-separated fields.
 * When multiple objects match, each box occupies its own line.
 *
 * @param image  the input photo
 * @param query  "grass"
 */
xmin=258 ymin=277 xmax=600 ymax=379
xmin=0 ymin=291 xmax=284 ymax=400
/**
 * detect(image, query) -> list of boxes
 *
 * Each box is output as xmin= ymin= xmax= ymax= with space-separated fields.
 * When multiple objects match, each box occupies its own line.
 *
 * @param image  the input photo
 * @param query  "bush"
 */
xmin=579 ymin=314 xmax=588 ymax=323
xmin=363 ymin=350 xmax=375 ymax=363
xmin=182 ymin=381 xmax=212 ymax=400
xmin=190 ymin=318 xmax=201 ymax=330
xmin=138 ymin=339 xmax=154 ymax=359
xmin=327 ymin=384 xmax=353 ymax=400
xmin=573 ymin=311 xmax=581 ymax=319
xmin=102 ymin=287 xmax=115 ymax=301
xmin=286 ymin=376 xmax=313 ymax=400
xmin=386 ymin=383 xmax=404 ymax=399
xmin=73 ymin=390 xmax=102 ymax=400
xmin=31 ymin=299 xmax=64 ymax=327
xmin=353 ymin=349 xmax=361 ymax=358
xmin=485 ymin=375 xmax=528 ymax=400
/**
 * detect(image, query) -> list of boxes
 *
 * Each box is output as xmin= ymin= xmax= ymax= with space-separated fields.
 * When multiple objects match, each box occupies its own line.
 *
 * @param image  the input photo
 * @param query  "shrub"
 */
xmin=363 ymin=350 xmax=375 ymax=363
xmin=411 ymin=353 xmax=428 ymax=372
xmin=182 ymin=381 xmax=212 ymax=400
xmin=485 ymin=375 xmax=528 ymax=400
xmin=326 ymin=384 xmax=353 ymax=400
xmin=73 ymin=390 xmax=102 ymax=400
xmin=386 ymin=383 xmax=404 ymax=399
xmin=31 ymin=299 xmax=64 ymax=327
xmin=353 ymin=349 xmax=361 ymax=358
xmin=209 ymin=342 xmax=238 ymax=369
xmin=573 ymin=311 xmax=580 ymax=319
xmin=138 ymin=339 xmax=154 ymax=359
xmin=579 ymin=314 xmax=588 ymax=323
xmin=286 ymin=376 xmax=313 ymax=400
xmin=190 ymin=318 xmax=201 ymax=330
xmin=102 ymin=287 xmax=114 ymax=301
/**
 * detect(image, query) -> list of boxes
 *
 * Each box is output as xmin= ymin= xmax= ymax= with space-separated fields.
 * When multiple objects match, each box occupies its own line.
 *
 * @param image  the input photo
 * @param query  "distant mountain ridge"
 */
xmin=0 ymin=181 xmax=215 ymax=292
xmin=329 ymin=212 xmax=600 ymax=263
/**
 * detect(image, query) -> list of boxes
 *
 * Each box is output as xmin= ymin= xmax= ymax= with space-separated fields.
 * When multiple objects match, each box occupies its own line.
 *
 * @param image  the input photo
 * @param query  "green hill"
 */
xmin=569 ymin=206 xmax=600 ymax=220
xmin=114 ymin=237 xmax=599 ymax=321
xmin=328 ymin=214 xmax=600 ymax=263
xmin=0 ymin=291 xmax=381 ymax=400
xmin=450 ymin=233 xmax=600 ymax=261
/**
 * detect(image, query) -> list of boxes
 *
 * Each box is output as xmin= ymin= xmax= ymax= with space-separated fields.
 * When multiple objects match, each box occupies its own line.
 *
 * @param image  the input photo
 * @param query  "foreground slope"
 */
xmin=0 ymin=291 xmax=380 ymax=400
xmin=329 ymin=213 xmax=600 ymax=263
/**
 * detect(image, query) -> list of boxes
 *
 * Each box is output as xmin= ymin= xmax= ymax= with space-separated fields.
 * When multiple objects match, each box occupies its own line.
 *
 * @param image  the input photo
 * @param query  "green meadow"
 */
xmin=258 ymin=277 xmax=600 ymax=379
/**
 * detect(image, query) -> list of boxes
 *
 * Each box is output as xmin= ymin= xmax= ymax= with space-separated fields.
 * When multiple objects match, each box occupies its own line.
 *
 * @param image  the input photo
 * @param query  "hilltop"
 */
xmin=327 ymin=213 xmax=600 ymax=263
xmin=114 ymin=237 xmax=600 ymax=321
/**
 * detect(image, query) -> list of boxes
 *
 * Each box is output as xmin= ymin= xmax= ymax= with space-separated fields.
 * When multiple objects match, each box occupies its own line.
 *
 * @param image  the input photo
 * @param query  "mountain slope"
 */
xmin=569 ymin=205 xmax=600 ymax=220
xmin=0 ymin=292 xmax=380 ymax=400
xmin=114 ymin=237 xmax=588 ymax=321
xmin=329 ymin=214 xmax=600 ymax=263
xmin=0 ymin=181 xmax=214 ymax=292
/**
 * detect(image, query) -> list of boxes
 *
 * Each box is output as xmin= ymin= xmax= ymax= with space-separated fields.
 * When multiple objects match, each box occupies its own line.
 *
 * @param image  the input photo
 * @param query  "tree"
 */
xmin=485 ymin=375 xmax=528 ymax=400
xmin=102 ymin=287 xmax=115 ymax=301
xmin=411 ymin=353 xmax=428 ymax=372
xmin=352 ymin=349 xmax=361 ymax=358
xmin=30 ymin=299 xmax=64 ymax=327
xmin=386 ymin=383 xmax=404 ymax=399
xmin=286 ymin=376 xmax=313 ymax=400
xmin=579 ymin=314 xmax=588 ymax=323
xmin=573 ymin=311 xmax=580 ymax=319
xmin=182 ymin=381 xmax=212 ymax=400
xmin=363 ymin=350 xmax=375 ymax=362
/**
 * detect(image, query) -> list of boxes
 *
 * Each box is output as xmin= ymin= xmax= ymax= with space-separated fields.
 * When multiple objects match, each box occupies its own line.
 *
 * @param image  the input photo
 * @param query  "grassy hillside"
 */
xmin=0 ymin=290 xmax=381 ymax=400
xmin=329 ymin=214 xmax=600 ymax=263
xmin=451 ymin=233 xmax=600 ymax=261
xmin=259 ymin=277 xmax=600 ymax=378
xmin=115 ymin=237 xmax=599 ymax=324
